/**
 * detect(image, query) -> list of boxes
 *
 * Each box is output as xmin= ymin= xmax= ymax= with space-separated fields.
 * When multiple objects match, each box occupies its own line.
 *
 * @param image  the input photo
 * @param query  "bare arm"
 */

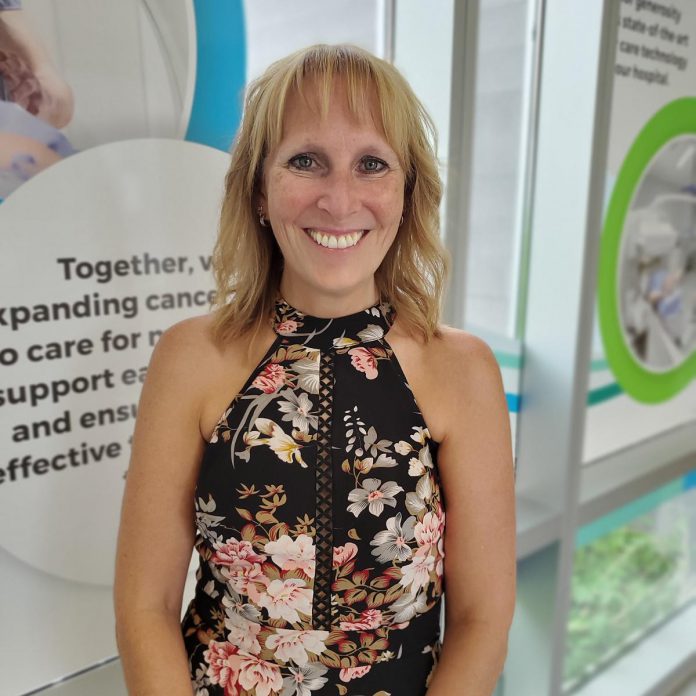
xmin=114 ymin=318 xmax=211 ymax=696
xmin=426 ymin=333 xmax=516 ymax=695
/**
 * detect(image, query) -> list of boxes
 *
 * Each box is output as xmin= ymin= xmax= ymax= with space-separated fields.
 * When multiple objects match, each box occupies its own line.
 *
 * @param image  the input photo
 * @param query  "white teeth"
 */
xmin=306 ymin=229 xmax=365 ymax=249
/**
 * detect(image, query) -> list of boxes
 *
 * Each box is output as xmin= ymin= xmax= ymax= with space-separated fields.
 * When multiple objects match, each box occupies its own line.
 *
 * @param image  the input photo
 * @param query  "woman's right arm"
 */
xmin=114 ymin=318 xmax=211 ymax=696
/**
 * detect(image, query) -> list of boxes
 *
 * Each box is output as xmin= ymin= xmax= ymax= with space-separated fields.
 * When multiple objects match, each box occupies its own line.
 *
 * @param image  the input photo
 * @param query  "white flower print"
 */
xmin=408 ymin=457 xmax=425 ymax=477
xmin=277 ymin=390 xmax=318 ymax=433
xmin=399 ymin=549 xmax=435 ymax=595
xmin=224 ymin=610 xmax=261 ymax=655
xmin=208 ymin=408 xmax=231 ymax=444
xmin=266 ymin=423 xmax=308 ymax=467
xmin=265 ymin=628 xmax=330 ymax=665
xmin=370 ymin=513 xmax=417 ymax=563
xmin=391 ymin=590 xmax=429 ymax=624
xmin=410 ymin=426 xmax=430 ymax=445
xmin=357 ymin=324 xmax=385 ymax=342
xmin=264 ymin=534 xmax=316 ymax=578
xmin=257 ymin=578 xmax=312 ymax=623
xmin=281 ymin=661 xmax=329 ymax=696
xmin=347 ymin=478 xmax=404 ymax=517
xmin=243 ymin=429 xmax=262 ymax=447
xmin=293 ymin=354 xmax=320 ymax=394
xmin=203 ymin=580 xmax=219 ymax=599
xmin=362 ymin=426 xmax=394 ymax=457
xmin=418 ymin=442 xmax=434 ymax=469
xmin=222 ymin=590 xmax=262 ymax=623
xmin=395 ymin=440 xmax=413 ymax=455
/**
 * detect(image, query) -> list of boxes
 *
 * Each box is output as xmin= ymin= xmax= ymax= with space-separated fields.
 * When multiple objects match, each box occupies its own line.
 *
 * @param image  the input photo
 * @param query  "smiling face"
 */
xmin=259 ymin=80 xmax=405 ymax=315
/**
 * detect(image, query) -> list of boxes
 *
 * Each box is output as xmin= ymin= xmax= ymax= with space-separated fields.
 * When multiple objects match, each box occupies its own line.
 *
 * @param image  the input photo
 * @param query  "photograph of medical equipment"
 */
xmin=620 ymin=136 xmax=696 ymax=371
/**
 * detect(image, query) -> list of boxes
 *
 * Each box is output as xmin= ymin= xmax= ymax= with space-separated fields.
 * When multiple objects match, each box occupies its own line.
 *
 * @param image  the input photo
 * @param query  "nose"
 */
xmin=316 ymin=169 xmax=362 ymax=221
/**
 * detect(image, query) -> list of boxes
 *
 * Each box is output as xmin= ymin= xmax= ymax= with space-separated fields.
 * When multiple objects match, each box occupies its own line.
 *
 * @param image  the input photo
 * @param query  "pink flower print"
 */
xmin=339 ymin=608 xmax=383 ymax=631
xmin=252 ymin=363 xmax=286 ymax=393
xmin=332 ymin=542 xmax=358 ymax=568
xmin=258 ymin=578 xmax=312 ymax=623
xmin=227 ymin=563 xmax=269 ymax=599
xmin=213 ymin=539 xmax=267 ymax=571
xmin=275 ymin=319 xmax=299 ymax=335
xmin=414 ymin=511 xmax=443 ymax=549
xmin=348 ymin=347 xmax=378 ymax=379
xmin=204 ymin=641 xmax=242 ymax=693
xmin=237 ymin=654 xmax=283 ymax=696
xmin=339 ymin=665 xmax=371 ymax=682
xmin=264 ymin=534 xmax=316 ymax=578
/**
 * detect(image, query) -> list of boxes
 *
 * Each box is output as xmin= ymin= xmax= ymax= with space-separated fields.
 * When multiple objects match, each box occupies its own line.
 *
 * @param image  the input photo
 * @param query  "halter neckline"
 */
xmin=272 ymin=296 xmax=395 ymax=351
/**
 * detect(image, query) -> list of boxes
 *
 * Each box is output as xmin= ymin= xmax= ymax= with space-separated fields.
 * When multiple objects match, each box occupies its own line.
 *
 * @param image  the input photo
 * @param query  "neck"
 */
xmin=278 ymin=277 xmax=380 ymax=318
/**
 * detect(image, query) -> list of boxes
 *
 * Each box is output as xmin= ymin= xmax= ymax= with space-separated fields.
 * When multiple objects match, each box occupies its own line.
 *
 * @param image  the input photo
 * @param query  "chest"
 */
xmin=193 ymin=332 xmax=446 ymax=632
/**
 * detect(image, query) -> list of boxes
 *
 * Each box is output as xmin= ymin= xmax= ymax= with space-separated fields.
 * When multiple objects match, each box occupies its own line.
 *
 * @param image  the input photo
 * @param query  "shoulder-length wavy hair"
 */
xmin=210 ymin=44 xmax=450 ymax=347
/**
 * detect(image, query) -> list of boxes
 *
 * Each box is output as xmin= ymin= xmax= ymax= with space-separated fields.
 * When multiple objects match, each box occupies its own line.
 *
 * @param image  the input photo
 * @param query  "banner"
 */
xmin=0 ymin=1 xmax=384 ymax=692
xmin=585 ymin=0 xmax=696 ymax=462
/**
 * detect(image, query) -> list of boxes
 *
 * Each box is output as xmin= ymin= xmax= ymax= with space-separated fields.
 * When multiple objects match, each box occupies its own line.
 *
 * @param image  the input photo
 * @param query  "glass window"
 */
xmin=564 ymin=473 xmax=696 ymax=692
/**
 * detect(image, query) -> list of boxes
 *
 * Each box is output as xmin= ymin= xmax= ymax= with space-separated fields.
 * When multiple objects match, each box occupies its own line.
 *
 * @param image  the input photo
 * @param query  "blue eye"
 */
xmin=360 ymin=157 xmax=388 ymax=173
xmin=289 ymin=154 xmax=314 ymax=170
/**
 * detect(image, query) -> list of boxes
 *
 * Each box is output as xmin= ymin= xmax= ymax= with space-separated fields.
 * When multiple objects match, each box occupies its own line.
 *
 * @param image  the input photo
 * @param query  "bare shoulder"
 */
xmin=151 ymin=312 xmax=221 ymax=365
xmin=149 ymin=311 xmax=278 ymax=441
xmin=428 ymin=323 xmax=502 ymax=385
xmin=426 ymin=324 xmax=507 ymax=437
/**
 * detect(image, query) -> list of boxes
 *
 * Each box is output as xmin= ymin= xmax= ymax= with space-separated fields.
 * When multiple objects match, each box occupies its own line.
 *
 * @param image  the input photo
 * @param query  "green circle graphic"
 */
xmin=598 ymin=97 xmax=696 ymax=403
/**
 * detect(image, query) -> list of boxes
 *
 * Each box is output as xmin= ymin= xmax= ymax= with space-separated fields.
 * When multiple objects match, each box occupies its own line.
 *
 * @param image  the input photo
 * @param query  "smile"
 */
xmin=304 ymin=228 xmax=367 ymax=250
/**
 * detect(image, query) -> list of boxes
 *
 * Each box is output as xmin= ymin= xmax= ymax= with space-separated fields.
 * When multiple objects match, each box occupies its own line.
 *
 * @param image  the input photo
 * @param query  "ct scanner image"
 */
xmin=620 ymin=136 xmax=696 ymax=370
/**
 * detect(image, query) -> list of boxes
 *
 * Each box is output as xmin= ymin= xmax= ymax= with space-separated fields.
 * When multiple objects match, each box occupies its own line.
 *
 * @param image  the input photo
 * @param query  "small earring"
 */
xmin=399 ymin=215 xmax=404 ymax=226
xmin=257 ymin=206 xmax=270 ymax=228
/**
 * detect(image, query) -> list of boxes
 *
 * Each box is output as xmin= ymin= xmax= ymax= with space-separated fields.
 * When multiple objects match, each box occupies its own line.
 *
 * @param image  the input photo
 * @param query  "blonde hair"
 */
xmin=210 ymin=44 xmax=450 ymax=347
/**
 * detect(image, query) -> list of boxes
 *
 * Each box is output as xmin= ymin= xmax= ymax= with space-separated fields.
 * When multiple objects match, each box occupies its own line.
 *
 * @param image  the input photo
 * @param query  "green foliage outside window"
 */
xmin=564 ymin=522 xmax=683 ymax=691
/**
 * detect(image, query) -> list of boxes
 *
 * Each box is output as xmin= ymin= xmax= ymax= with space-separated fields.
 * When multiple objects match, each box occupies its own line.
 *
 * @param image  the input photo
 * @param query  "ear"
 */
xmin=255 ymin=188 xmax=267 ymax=215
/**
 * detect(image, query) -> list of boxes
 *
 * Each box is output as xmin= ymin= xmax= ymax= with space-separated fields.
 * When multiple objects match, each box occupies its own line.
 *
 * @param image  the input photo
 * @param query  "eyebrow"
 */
xmin=278 ymin=141 xmax=398 ymax=161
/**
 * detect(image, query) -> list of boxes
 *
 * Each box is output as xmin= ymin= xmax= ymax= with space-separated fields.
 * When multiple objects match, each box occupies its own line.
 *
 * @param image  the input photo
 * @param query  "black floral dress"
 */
xmin=182 ymin=297 xmax=446 ymax=696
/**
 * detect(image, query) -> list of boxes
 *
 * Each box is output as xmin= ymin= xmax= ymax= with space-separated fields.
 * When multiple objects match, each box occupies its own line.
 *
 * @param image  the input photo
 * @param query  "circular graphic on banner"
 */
xmin=599 ymin=98 xmax=696 ymax=403
xmin=0 ymin=138 xmax=229 ymax=585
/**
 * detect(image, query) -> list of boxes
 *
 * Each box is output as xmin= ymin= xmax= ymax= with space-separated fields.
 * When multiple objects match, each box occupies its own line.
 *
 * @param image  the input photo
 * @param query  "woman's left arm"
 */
xmin=426 ymin=331 xmax=517 ymax=695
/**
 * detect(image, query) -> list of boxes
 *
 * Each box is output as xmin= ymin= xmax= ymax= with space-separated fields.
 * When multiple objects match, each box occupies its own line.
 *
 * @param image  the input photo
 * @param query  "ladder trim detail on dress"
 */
xmin=312 ymin=349 xmax=335 ymax=629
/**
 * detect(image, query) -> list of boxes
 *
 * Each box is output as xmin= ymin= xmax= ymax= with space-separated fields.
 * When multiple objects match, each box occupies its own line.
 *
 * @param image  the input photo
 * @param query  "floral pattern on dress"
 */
xmin=182 ymin=298 xmax=445 ymax=695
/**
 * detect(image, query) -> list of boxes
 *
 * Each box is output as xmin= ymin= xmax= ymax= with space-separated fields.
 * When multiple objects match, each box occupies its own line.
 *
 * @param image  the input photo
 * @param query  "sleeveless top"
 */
xmin=182 ymin=297 xmax=446 ymax=696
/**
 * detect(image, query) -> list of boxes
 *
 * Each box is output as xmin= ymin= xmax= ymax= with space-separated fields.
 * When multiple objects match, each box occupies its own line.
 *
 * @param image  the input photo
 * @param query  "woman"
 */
xmin=114 ymin=44 xmax=516 ymax=696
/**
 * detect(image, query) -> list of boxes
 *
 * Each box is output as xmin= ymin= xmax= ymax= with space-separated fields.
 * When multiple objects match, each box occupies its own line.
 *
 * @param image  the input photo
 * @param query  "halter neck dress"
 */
xmin=182 ymin=297 xmax=446 ymax=696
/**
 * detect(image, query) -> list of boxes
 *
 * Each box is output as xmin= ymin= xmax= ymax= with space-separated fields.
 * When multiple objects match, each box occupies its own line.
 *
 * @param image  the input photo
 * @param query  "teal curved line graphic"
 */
xmin=186 ymin=0 xmax=246 ymax=151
